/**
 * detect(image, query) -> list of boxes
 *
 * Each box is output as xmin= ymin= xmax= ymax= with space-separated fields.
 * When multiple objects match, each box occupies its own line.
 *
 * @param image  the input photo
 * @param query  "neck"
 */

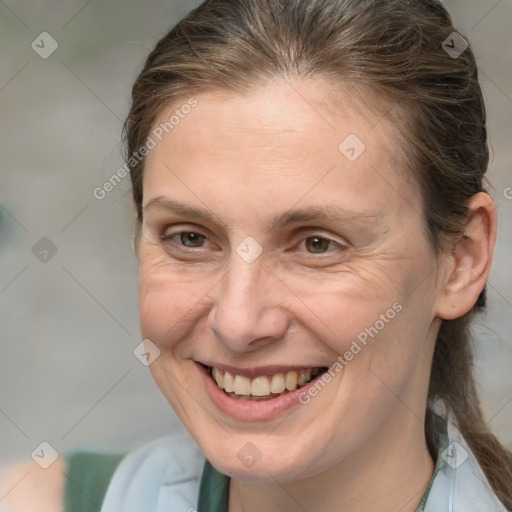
xmin=228 ymin=414 xmax=435 ymax=512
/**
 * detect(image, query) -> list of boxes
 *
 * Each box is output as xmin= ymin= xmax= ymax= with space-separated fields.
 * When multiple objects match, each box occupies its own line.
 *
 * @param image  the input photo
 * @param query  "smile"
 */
xmin=208 ymin=366 xmax=326 ymax=401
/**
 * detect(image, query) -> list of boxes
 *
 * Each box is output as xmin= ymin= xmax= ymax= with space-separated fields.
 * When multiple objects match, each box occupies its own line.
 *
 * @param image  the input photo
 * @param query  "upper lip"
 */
xmin=196 ymin=360 xmax=327 ymax=378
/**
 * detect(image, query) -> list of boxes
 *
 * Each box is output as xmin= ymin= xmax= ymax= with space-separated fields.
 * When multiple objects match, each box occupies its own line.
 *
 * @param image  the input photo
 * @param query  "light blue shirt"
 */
xmin=101 ymin=413 xmax=508 ymax=511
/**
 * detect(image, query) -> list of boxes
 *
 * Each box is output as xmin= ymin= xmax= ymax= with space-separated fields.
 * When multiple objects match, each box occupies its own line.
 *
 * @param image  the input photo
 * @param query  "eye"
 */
xmin=160 ymin=230 xmax=210 ymax=249
xmin=298 ymin=235 xmax=347 ymax=254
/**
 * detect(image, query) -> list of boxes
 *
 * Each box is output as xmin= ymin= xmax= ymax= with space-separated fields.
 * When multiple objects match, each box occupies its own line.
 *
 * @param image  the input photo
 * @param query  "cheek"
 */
xmin=137 ymin=263 xmax=213 ymax=347
xmin=284 ymin=265 xmax=405 ymax=348
xmin=299 ymin=256 xmax=436 ymax=380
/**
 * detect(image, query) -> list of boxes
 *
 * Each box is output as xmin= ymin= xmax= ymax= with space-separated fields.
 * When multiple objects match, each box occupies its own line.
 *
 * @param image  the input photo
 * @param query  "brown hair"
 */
xmin=123 ymin=0 xmax=512 ymax=506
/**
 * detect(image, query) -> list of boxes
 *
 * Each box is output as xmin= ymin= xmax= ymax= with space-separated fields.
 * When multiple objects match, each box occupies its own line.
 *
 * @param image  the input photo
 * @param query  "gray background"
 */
xmin=0 ymin=0 xmax=511 ymax=468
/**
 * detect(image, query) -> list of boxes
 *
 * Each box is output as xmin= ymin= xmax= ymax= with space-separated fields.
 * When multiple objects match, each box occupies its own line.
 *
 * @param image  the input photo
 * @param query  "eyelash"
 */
xmin=159 ymin=229 xmax=348 ymax=256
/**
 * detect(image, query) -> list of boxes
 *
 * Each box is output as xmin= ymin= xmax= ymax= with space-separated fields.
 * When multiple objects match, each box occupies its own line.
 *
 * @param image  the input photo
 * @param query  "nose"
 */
xmin=207 ymin=255 xmax=289 ymax=353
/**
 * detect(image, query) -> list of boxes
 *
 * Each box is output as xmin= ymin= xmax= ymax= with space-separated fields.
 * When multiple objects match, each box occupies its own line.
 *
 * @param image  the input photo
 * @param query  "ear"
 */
xmin=435 ymin=192 xmax=497 ymax=320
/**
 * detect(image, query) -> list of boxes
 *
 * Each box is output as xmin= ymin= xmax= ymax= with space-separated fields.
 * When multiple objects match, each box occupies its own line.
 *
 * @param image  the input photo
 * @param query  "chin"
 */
xmin=200 ymin=434 xmax=326 ymax=482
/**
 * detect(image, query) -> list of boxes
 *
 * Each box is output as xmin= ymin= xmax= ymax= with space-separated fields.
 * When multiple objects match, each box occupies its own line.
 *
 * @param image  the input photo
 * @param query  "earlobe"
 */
xmin=435 ymin=192 xmax=497 ymax=320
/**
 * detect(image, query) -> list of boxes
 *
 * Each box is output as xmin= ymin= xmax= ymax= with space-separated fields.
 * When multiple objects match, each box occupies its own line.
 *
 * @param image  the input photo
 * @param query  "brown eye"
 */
xmin=304 ymin=236 xmax=333 ymax=254
xmin=177 ymin=232 xmax=206 ymax=247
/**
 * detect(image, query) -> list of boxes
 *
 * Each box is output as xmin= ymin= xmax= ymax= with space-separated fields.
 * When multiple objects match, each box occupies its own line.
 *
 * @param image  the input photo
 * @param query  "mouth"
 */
xmin=201 ymin=364 xmax=329 ymax=401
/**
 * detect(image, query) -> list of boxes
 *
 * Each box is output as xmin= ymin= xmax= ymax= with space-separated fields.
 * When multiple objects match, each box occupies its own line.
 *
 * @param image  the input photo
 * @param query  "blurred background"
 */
xmin=0 ymin=0 xmax=511 ymax=470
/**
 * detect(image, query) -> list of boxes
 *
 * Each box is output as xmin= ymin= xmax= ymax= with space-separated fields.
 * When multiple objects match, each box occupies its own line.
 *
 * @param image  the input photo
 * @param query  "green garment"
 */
xmin=63 ymin=451 xmax=127 ymax=512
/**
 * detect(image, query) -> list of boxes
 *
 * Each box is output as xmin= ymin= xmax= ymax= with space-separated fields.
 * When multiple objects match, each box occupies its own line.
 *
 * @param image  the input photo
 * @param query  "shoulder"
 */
xmin=423 ymin=411 xmax=509 ymax=512
xmin=100 ymin=426 xmax=205 ymax=512
xmin=445 ymin=420 xmax=509 ymax=511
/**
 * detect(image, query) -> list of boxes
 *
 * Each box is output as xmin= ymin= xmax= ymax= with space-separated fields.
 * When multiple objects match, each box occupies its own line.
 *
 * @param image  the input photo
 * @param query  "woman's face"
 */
xmin=137 ymin=79 xmax=444 ymax=481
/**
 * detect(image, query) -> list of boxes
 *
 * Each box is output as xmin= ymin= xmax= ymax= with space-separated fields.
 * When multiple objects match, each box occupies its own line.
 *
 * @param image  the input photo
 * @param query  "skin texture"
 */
xmin=136 ymin=78 xmax=496 ymax=512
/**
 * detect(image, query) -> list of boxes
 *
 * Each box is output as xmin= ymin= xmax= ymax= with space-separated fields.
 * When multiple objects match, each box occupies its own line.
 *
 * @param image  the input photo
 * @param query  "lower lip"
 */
xmin=196 ymin=362 xmax=326 ymax=421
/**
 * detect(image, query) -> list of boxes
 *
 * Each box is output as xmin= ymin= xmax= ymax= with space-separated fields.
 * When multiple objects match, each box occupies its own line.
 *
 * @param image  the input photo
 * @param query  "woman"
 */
xmin=2 ymin=0 xmax=511 ymax=510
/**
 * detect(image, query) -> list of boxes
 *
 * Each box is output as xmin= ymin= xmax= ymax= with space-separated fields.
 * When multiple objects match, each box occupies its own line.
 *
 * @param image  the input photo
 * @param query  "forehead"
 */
xmin=148 ymin=78 xmax=395 ymax=158
xmin=142 ymin=78 xmax=418 ymax=219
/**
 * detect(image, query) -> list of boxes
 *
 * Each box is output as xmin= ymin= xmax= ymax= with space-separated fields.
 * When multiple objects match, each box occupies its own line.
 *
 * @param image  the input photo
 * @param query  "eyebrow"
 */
xmin=143 ymin=196 xmax=380 ymax=230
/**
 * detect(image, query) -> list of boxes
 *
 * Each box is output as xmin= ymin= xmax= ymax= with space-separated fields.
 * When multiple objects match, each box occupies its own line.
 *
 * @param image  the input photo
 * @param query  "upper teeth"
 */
xmin=211 ymin=367 xmax=322 ymax=397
